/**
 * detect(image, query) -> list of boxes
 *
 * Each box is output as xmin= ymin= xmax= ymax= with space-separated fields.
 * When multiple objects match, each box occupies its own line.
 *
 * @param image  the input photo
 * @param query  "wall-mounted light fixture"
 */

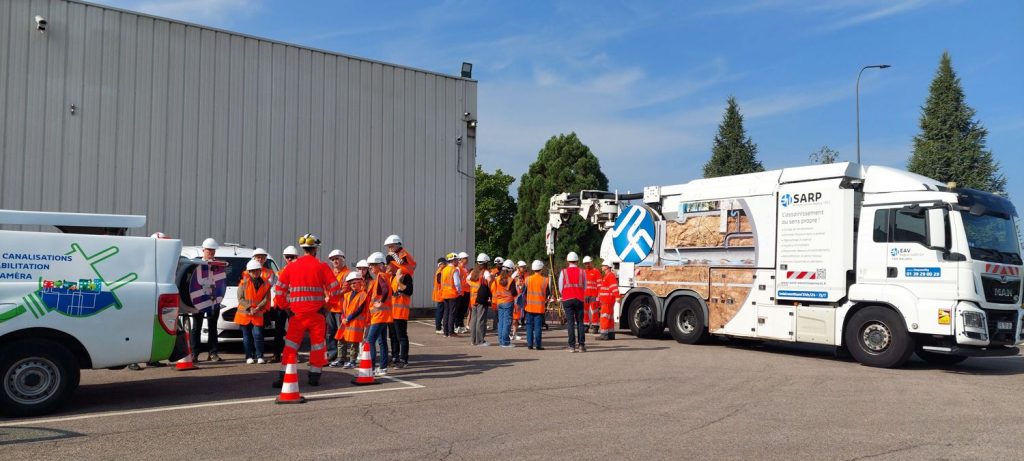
xmin=461 ymin=62 xmax=472 ymax=79
xmin=35 ymin=15 xmax=47 ymax=32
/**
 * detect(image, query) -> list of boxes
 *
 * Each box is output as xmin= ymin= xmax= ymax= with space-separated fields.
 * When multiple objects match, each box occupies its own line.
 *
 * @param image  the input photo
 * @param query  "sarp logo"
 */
xmin=611 ymin=205 xmax=655 ymax=263
xmin=780 ymin=194 xmax=792 ymax=208
xmin=780 ymin=192 xmax=822 ymax=207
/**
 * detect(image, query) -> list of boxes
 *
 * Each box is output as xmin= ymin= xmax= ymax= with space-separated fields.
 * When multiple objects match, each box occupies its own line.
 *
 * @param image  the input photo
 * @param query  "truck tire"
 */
xmin=627 ymin=295 xmax=662 ymax=339
xmin=915 ymin=347 xmax=968 ymax=367
xmin=1 ymin=339 xmax=79 ymax=417
xmin=667 ymin=298 xmax=708 ymax=344
xmin=844 ymin=307 xmax=915 ymax=368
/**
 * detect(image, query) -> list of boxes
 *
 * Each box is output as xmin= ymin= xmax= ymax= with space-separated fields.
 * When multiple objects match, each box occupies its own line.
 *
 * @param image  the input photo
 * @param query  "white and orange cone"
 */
xmin=176 ymin=318 xmax=198 ymax=371
xmin=275 ymin=360 xmax=306 ymax=404
xmin=351 ymin=341 xmax=378 ymax=386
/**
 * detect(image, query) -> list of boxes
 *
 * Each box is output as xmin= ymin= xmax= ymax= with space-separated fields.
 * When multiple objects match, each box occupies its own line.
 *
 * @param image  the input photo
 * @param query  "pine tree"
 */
xmin=703 ymin=96 xmax=763 ymax=178
xmin=508 ymin=133 xmax=609 ymax=264
xmin=474 ymin=165 xmax=517 ymax=259
xmin=908 ymin=51 xmax=1005 ymax=193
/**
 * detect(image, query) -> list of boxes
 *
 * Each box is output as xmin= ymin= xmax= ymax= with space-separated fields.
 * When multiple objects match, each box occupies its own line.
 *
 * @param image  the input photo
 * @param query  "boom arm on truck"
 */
xmin=545 ymin=191 xmax=643 ymax=255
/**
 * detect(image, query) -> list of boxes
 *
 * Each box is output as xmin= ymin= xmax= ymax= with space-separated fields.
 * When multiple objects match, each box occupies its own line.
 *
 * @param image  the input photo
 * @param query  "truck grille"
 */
xmin=983 ymin=309 xmax=1019 ymax=345
xmin=981 ymin=276 xmax=1020 ymax=304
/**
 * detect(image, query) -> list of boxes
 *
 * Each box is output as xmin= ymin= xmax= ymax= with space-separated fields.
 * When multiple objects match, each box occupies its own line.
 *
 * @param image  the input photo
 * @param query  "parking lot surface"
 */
xmin=3 ymin=320 xmax=1024 ymax=460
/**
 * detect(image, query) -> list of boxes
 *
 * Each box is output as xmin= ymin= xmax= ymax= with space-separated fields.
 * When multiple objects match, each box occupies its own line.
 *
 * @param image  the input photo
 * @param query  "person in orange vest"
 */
xmin=440 ymin=253 xmax=462 ymax=337
xmin=267 ymin=245 xmax=299 ymax=363
xmin=433 ymin=257 xmax=446 ymax=335
xmin=559 ymin=252 xmax=588 ymax=352
xmin=364 ymin=252 xmax=393 ymax=375
xmin=272 ymin=234 xmax=342 ymax=387
xmin=385 ymin=234 xmax=417 ymax=275
xmin=326 ymin=249 xmax=349 ymax=364
xmin=334 ymin=271 xmax=368 ymax=368
xmin=524 ymin=260 xmax=550 ymax=350
xmin=596 ymin=260 xmax=620 ymax=341
xmin=455 ymin=252 xmax=471 ymax=334
xmin=236 ymin=259 xmax=271 ymax=364
xmin=582 ymin=256 xmax=602 ymax=334
xmin=387 ymin=256 xmax=413 ymax=368
xmin=510 ymin=261 xmax=527 ymax=341
xmin=468 ymin=253 xmax=493 ymax=346
xmin=492 ymin=260 xmax=518 ymax=347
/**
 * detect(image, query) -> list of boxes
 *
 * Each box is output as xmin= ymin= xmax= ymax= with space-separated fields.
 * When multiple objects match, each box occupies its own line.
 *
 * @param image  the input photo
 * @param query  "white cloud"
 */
xmin=92 ymin=0 xmax=260 ymax=26
xmin=819 ymin=0 xmax=931 ymax=32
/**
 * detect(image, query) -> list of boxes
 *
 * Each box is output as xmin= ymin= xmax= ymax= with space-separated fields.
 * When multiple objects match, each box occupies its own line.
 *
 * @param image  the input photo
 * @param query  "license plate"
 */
xmin=997 ymin=321 xmax=1013 ymax=330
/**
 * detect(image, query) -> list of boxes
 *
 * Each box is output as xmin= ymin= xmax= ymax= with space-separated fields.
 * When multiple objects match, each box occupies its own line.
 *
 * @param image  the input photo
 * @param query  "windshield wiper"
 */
xmin=972 ymin=247 xmax=1003 ymax=262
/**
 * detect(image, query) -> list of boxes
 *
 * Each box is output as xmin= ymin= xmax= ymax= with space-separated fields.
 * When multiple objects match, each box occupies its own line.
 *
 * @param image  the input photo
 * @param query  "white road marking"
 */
xmin=0 ymin=376 xmax=422 ymax=428
xmin=412 ymin=320 xmax=436 ymax=327
xmin=409 ymin=342 xmax=425 ymax=346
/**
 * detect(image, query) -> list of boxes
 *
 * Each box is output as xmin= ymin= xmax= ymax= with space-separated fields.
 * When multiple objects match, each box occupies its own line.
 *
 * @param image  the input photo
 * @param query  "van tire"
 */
xmin=667 ymin=298 xmax=708 ymax=344
xmin=627 ymin=295 xmax=662 ymax=339
xmin=0 ymin=339 xmax=79 ymax=417
xmin=844 ymin=307 xmax=915 ymax=368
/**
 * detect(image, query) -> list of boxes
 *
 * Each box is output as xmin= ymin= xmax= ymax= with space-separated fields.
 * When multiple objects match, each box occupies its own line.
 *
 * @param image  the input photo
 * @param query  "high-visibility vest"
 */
xmin=391 ymin=273 xmax=411 ymax=320
xmin=235 ymin=273 xmax=271 ymax=326
xmin=459 ymin=266 xmax=470 ymax=295
xmin=367 ymin=272 xmax=393 ymax=324
xmin=598 ymin=272 xmax=620 ymax=304
xmin=388 ymin=247 xmax=418 ymax=276
xmin=330 ymin=267 xmax=350 ymax=313
xmin=432 ymin=266 xmax=444 ymax=303
xmin=273 ymin=255 xmax=342 ymax=314
xmin=440 ymin=265 xmax=459 ymax=300
xmin=525 ymin=274 xmax=548 ymax=314
xmin=584 ymin=268 xmax=602 ymax=301
xmin=560 ymin=266 xmax=586 ymax=302
xmin=339 ymin=290 xmax=368 ymax=343
xmin=492 ymin=277 xmax=514 ymax=304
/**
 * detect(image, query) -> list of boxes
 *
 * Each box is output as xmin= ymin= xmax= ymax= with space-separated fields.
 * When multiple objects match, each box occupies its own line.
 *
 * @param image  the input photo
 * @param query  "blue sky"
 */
xmin=97 ymin=0 xmax=1024 ymax=204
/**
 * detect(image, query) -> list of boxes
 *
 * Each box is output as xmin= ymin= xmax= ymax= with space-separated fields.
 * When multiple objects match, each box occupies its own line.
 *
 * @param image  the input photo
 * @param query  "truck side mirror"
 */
xmin=927 ymin=208 xmax=947 ymax=251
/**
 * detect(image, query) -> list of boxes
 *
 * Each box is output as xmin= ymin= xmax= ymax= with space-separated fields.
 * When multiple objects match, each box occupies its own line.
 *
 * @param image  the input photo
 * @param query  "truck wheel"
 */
xmin=667 ymin=298 xmax=708 ymax=344
xmin=844 ymin=307 xmax=915 ymax=368
xmin=0 ymin=339 xmax=79 ymax=417
xmin=915 ymin=347 xmax=968 ymax=367
xmin=627 ymin=295 xmax=662 ymax=339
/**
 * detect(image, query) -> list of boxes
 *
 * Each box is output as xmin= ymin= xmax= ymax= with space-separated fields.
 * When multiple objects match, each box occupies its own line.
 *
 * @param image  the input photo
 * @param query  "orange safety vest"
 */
xmin=337 ymin=290 xmax=368 ymax=343
xmin=440 ymin=265 xmax=459 ymax=300
xmin=391 ymin=273 xmax=411 ymax=321
xmin=525 ymin=274 xmax=549 ymax=314
xmin=388 ymin=247 xmax=418 ymax=276
xmin=459 ymin=266 xmax=470 ymax=295
xmin=468 ymin=276 xmax=482 ymax=305
xmin=330 ymin=267 xmax=351 ymax=313
xmin=560 ymin=266 xmax=586 ymax=302
xmin=432 ymin=266 xmax=444 ymax=303
xmin=492 ymin=277 xmax=515 ymax=304
xmin=235 ymin=273 xmax=271 ymax=326
xmin=368 ymin=272 xmax=393 ymax=324
xmin=584 ymin=268 xmax=602 ymax=300
xmin=273 ymin=255 xmax=342 ymax=314
xmin=598 ymin=272 xmax=620 ymax=304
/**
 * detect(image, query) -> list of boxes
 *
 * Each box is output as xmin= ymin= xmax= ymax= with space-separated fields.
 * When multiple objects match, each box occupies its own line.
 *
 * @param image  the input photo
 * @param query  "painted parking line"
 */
xmin=412 ymin=320 xmax=436 ymax=327
xmin=0 ymin=376 xmax=423 ymax=428
xmin=409 ymin=342 xmax=425 ymax=346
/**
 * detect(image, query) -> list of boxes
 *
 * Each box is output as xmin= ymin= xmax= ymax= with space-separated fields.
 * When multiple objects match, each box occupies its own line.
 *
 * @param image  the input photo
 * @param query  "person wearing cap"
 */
xmin=236 ymin=259 xmax=271 ymax=364
xmin=596 ymin=260 xmax=620 ymax=341
xmin=433 ymin=257 xmax=446 ymax=334
xmin=582 ymin=256 xmax=602 ymax=334
xmin=333 ymin=271 xmax=368 ymax=368
xmin=267 ymin=246 xmax=299 ymax=363
xmin=559 ymin=251 xmax=588 ymax=352
xmin=524 ymin=260 xmax=550 ymax=350
xmin=191 ymin=238 xmax=224 ymax=362
xmin=440 ymin=253 xmax=462 ymax=337
xmin=387 ymin=255 xmax=414 ymax=367
xmin=364 ymin=252 xmax=393 ymax=375
xmin=384 ymin=234 xmax=417 ymax=276
xmin=325 ymin=250 xmax=349 ymax=364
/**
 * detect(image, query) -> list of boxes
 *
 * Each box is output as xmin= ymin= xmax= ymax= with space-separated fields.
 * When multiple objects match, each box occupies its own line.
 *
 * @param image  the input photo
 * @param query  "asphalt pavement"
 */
xmin=3 ymin=320 xmax=1024 ymax=460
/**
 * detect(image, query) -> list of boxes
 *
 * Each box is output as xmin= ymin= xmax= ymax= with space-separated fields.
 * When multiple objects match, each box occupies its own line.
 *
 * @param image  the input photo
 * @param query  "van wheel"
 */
xmin=844 ymin=307 xmax=915 ymax=368
xmin=667 ymin=298 xmax=708 ymax=344
xmin=915 ymin=347 xmax=968 ymax=366
xmin=0 ymin=339 xmax=79 ymax=417
xmin=627 ymin=295 xmax=662 ymax=339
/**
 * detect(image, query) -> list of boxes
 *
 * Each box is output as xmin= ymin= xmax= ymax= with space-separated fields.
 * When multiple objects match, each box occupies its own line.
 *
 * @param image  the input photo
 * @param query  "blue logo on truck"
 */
xmin=611 ymin=205 xmax=655 ymax=263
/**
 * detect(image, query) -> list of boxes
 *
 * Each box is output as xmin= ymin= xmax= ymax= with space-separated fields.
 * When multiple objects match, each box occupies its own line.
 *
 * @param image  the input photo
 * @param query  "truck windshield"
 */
xmin=957 ymin=188 xmax=1022 ymax=265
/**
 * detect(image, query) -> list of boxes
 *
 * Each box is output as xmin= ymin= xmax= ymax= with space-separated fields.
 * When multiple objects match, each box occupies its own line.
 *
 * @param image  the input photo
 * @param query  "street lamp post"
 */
xmin=856 ymin=64 xmax=891 ymax=164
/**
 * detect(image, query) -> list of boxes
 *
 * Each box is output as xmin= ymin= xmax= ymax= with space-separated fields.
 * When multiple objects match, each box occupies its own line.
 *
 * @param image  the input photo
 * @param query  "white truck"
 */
xmin=0 ymin=210 xmax=182 ymax=416
xmin=547 ymin=163 xmax=1024 ymax=368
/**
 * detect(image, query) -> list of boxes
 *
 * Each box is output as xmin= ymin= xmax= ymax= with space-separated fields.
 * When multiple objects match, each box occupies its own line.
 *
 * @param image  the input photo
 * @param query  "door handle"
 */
xmin=886 ymin=267 xmax=898 ymax=278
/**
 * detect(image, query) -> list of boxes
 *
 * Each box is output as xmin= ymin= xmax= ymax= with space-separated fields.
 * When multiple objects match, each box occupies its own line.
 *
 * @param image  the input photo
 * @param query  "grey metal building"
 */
xmin=0 ymin=0 xmax=477 ymax=308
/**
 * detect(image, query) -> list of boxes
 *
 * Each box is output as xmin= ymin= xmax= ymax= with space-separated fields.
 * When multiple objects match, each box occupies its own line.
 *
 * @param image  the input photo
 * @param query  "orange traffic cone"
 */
xmin=275 ymin=360 xmax=306 ymax=404
xmin=176 ymin=318 xmax=197 ymax=371
xmin=351 ymin=341 xmax=379 ymax=386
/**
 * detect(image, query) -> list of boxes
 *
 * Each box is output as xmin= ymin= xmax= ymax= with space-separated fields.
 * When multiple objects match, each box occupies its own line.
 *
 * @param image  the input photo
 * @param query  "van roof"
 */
xmin=0 ymin=209 xmax=146 ymax=228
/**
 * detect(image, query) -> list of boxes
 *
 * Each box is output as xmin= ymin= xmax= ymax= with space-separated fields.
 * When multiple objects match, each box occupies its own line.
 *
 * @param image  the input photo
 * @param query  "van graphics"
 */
xmin=611 ymin=205 xmax=655 ymax=263
xmin=0 ymin=243 xmax=137 ymax=324
xmin=779 ymin=192 xmax=822 ymax=208
xmin=777 ymin=290 xmax=828 ymax=299
xmin=786 ymin=269 xmax=826 ymax=280
xmin=776 ymin=182 xmax=854 ymax=302
xmin=905 ymin=267 xmax=941 ymax=278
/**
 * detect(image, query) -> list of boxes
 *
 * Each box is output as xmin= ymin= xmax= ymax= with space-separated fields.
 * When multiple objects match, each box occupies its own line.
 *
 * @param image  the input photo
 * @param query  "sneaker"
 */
xmin=514 ymin=335 xmax=522 ymax=341
xmin=378 ymin=367 xmax=389 ymax=376
xmin=127 ymin=363 xmax=142 ymax=371
xmin=435 ymin=329 xmax=443 ymax=335
xmin=209 ymin=352 xmax=223 ymax=362
xmin=246 ymin=358 xmax=255 ymax=364
xmin=528 ymin=346 xmax=534 ymax=350
xmin=579 ymin=345 xmax=587 ymax=353
xmin=536 ymin=346 xmax=546 ymax=350
xmin=500 ymin=344 xmax=516 ymax=348
xmin=342 ymin=362 xmax=355 ymax=369
xmin=569 ymin=347 xmax=578 ymax=353
xmin=396 ymin=362 xmax=408 ymax=369
xmin=479 ymin=342 xmax=490 ymax=346
xmin=329 ymin=360 xmax=342 ymax=368
xmin=373 ymin=367 xmax=382 ymax=376
xmin=257 ymin=358 xmax=267 ymax=364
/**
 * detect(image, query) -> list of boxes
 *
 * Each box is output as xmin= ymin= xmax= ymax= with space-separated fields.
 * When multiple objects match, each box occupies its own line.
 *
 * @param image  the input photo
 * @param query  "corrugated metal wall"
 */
xmin=0 ymin=0 xmax=477 ymax=308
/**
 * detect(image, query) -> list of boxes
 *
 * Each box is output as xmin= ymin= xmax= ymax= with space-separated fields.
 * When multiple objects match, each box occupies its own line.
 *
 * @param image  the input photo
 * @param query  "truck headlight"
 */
xmin=963 ymin=311 xmax=985 ymax=329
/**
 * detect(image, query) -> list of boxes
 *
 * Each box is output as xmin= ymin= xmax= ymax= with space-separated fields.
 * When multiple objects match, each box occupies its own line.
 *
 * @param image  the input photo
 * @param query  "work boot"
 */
xmin=308 ymin=372 xmax=322 ymax=387
xmin=272 ymin=371 xmax=285 ymax=388
xmin=595 ymin=334 xmax=608 ymax=341
xmin=608 ymin=332 xmax=615 ymax=340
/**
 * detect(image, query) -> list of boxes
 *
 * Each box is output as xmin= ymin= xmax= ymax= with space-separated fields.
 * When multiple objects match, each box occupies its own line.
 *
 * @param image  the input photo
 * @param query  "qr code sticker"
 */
xmin=815 ymin=269 xmax=826 ymax=280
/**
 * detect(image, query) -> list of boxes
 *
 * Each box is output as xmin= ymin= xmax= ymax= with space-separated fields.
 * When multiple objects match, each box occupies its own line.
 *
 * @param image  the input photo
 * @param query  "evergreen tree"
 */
xmin=703 ymin=96 xmax=763 ymax=178
xmin=508 ymin=133 xmax=609 ymax=264
xmin=474 ymin=165 xmax=517 ymax=259
xmin=908 ymin=51 xmax=1005 ymax=193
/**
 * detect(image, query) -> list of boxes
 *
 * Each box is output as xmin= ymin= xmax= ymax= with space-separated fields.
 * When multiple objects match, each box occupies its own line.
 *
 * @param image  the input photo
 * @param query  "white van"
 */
xmin=0 ymin=210 xmax=181 ymax=417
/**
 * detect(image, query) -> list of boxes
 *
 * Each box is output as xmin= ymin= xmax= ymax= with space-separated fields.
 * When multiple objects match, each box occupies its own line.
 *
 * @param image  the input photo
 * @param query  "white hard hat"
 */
xmin=345 ymin=271 xmax=362 ymax=282
xmin=532 ymin=260 xmax=544 ymax=271
xmin=150 ymin=232 xmax=168 ymax=239
xmin=246 ymin=259 xmax=262 ymax=271
xmin=502 ymin=260 xmax=515 ymax=270
xmin=202 ymin=238 xmax=219 ymax=250
xmin=298 ymin=233 xmax=321 ymax=248
xmin=356 ymin=259 xmax=369 ymax=269
xmin=601 ymin=259 xmax=613 ymax=267
xmin=458 ymin=251 xmax=469 ymax=259
xmin=566 ymin=252 xmax=579 ymax=262
xmin=328 ymin=249 xmax=345 ymax=259
xmin=252 ymin=248 xmax=268 ymax=257
xmin=517 ymin=260 xmax=527 ymax=267
xmin=476 ymin=253 xmax=490 ymax=263
xmin=582 ymin=256 xmax=593 ymax=264
xmin=494 ymin=257 xmax=504 ymax=265
xmin=384 ymin=234 xmax=402 ymax=246
xmin=283 ymin=246 xmax=299 ymax=256
xmin=367 ymin=252 xmax=386 ymax=264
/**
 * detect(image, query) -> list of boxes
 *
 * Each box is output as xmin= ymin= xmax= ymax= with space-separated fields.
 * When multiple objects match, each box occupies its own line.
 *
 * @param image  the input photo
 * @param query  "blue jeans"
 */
xmin=497 ymin=302 xmax=513 ymax=346
xmin=366 ymin=323 xmax=389 ymax=369
xmin=526 ymin=312 xmax=544 ymax=348
xmin=326 ymin=312 xmax=340 ymax=361
xmin=240 ymin=323 xmax=264 ymax=359
xmin=563 ymin=299 xmax=585 ymax=348
xmin=435 ymin=301 xmax=444 ymax=330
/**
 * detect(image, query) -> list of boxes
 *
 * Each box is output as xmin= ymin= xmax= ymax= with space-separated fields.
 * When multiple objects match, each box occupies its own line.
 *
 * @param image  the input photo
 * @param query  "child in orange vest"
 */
xmin=334 ymin=271 xmax=368 ymax=368
xmin=236 ymin=259 xmax=272 ymax=364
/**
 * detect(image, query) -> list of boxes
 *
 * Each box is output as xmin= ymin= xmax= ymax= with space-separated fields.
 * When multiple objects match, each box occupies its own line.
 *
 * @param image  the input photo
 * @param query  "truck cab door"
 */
xmin=885 ymin=206 xmax=958 ymax=307
xmin=856 ymin=207 xmax=893 ymax=286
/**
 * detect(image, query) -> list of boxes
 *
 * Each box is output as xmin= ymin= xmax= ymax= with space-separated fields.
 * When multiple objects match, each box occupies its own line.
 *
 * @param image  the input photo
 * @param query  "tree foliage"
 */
xmin=703 ymin=96 xmax=763 ymax=178
xmin=508 ymin=133 xmax=609 ymax=264
xmin=809 ymin=145 xmax=840 ymax=164
xmin=474 ymin=165 xmax=517 ymax=259
xmin=908 ymin=51 xmax=1005 ymax=193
